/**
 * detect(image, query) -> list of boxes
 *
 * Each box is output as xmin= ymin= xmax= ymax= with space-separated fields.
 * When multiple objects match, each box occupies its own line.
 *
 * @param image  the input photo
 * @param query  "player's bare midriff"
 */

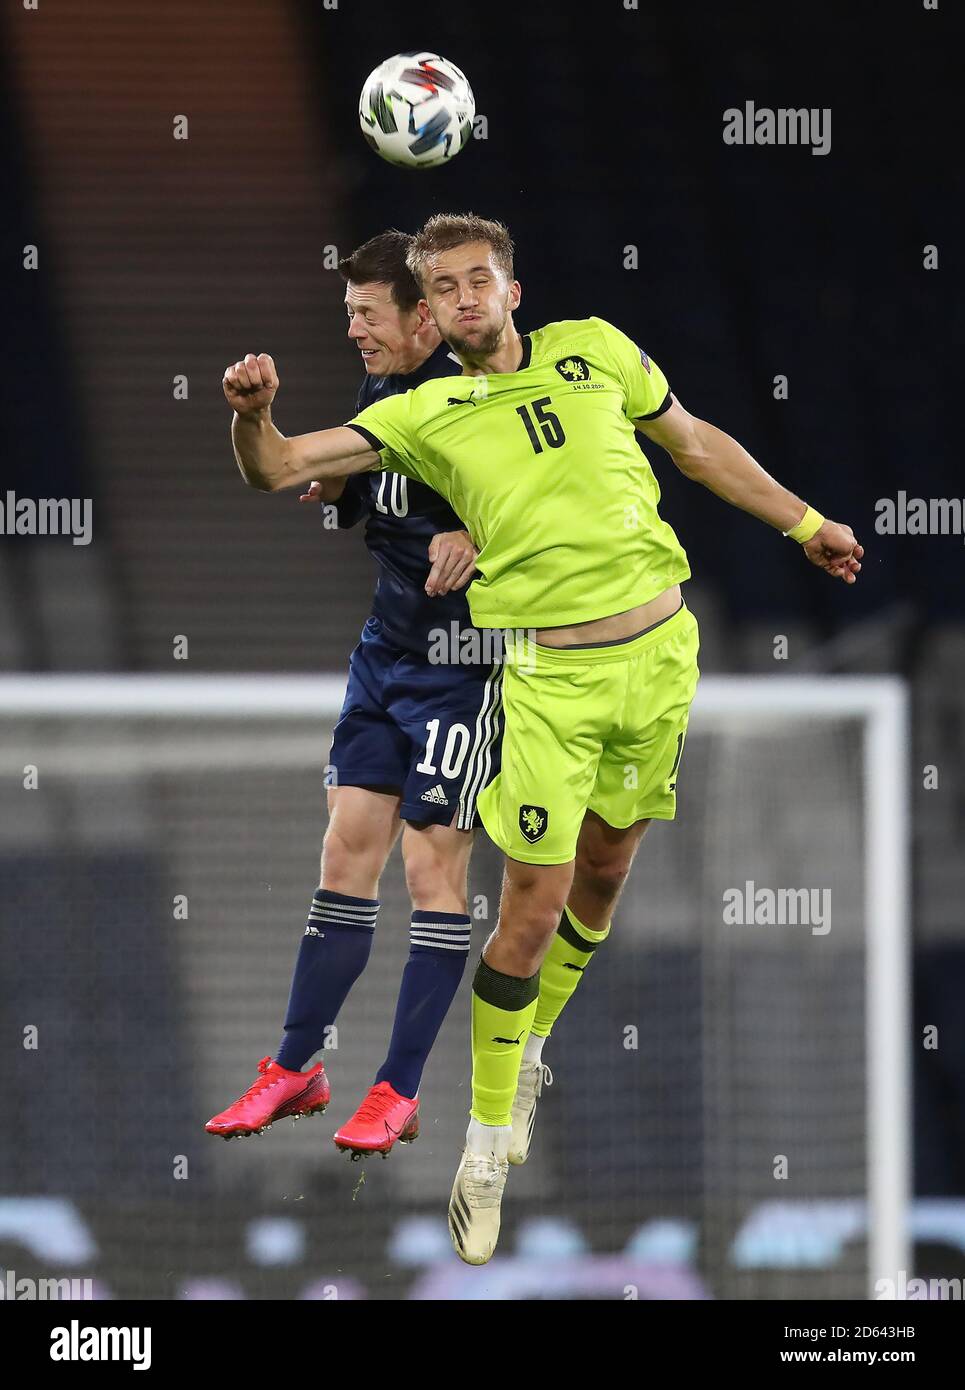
xmin=535 ymin=582 xmax=683 ymax=648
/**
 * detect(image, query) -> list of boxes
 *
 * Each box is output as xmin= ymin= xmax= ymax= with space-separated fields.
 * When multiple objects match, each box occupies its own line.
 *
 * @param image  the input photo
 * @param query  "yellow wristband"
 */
xmin=785 ymin=506 xmax=825 ymax=544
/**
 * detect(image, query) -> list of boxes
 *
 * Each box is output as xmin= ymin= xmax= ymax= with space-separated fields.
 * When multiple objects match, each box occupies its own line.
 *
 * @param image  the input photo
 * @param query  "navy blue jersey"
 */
xmin=334 ymin=341 xmax=475 ymax=656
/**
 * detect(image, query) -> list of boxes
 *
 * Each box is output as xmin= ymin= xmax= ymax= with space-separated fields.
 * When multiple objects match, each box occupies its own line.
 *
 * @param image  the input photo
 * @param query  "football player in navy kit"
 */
xmin=207 ymin=232 xmax=502 ymax=1156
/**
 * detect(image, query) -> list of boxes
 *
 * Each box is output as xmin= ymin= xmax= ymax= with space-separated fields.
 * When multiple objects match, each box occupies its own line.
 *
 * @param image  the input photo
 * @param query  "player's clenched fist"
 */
xmin=223 ymin=353 xmax=279 ymax=415
xmin=803 ymin=520 xmax=864 ymax=584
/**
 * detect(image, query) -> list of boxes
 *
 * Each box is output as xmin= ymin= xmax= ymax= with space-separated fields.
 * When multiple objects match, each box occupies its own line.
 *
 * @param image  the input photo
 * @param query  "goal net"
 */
xmin=0 ymin=674 xmax=909 ymax=1300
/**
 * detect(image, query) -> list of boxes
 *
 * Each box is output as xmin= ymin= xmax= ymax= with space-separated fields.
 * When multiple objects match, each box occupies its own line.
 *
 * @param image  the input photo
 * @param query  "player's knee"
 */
xmin=321 ymin=823 xmax=379 ymax=895
xmin=405 ymin=860 xmax=451 ymax=910
xmin=320 ymin=822 xmax=350 ymax=874
xmin=403 ymin=838 xmax=468 ymax=914
xmin=487 ymin=864 xmax=572 ymax=973
xmin=574 ymin=853 xmax=631 ymax=906
xmin=490 ymin=907 xmax=560 ymax=975
xmin=506 ymin=862 xmax=570 ymax=918
xmin=503 ymin=885 xmax=569 ymax=959
xmin=522 ymin=902 xmax=565 ymax=954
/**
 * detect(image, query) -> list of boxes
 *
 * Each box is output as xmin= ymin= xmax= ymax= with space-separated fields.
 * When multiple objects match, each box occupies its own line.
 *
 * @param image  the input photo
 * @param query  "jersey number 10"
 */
xmin=417 ymin=719 xmax=471 ymax=778
xmin=375 ymin=472 xmax=409 ymax=517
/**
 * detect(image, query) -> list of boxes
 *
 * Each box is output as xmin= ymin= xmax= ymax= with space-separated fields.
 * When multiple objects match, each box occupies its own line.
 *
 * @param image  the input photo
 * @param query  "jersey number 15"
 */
xmin=515 ymin=397 xmax=566 ymax=454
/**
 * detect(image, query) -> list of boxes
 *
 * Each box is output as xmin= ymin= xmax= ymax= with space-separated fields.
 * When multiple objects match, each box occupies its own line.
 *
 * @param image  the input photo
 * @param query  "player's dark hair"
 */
xmin=407 ymin=213 xmax=515 ymax=288
xmin=337 ymin=230 xmax=422 ymax=311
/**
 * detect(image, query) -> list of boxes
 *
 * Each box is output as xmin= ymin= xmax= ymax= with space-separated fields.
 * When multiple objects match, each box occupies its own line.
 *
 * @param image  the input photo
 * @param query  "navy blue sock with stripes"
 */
xmin=275 ymin=889 xmax=379 ymax=1072
xmin=375 ymin=911 xmax=472 ymax=1099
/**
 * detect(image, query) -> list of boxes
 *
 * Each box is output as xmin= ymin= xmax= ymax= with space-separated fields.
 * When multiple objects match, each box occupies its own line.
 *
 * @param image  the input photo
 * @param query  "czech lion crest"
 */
xmin=518 ymin=804 xmax=549 ymax=844
xmin=554 ymin=356 xmax=590 ymax=382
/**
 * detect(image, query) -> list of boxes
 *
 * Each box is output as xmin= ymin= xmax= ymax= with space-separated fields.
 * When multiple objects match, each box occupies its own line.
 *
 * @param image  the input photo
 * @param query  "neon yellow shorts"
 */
xmin=477 ymin=604 xmax=700 ymax=864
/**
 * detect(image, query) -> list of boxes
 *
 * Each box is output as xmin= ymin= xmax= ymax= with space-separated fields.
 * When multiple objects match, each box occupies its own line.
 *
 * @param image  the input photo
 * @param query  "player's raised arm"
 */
xmin=224 ymin=352 xmax=379 ymax=493
xmin=636 ymin=397 xmax=863 ymax=584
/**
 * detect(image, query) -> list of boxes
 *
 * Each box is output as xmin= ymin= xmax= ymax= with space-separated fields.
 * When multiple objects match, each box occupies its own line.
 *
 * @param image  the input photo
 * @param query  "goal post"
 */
xmin=0 ymin=673 xmax=910 ymax=1298
xmin=687 ymin=676 xmax=911 ymax=1296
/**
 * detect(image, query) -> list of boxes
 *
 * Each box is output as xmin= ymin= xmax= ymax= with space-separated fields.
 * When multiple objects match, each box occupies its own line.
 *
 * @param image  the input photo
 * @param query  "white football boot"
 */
xmin=448 ymin=1126 xmax=510 ymax=1265
xmin=508 ymin=1061 xmax=553 ymax=1165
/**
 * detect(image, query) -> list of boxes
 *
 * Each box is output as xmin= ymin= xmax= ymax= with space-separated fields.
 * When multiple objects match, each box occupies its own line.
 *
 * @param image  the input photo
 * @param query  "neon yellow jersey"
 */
xmin=348 ymin=316 xmax=691 ymax=630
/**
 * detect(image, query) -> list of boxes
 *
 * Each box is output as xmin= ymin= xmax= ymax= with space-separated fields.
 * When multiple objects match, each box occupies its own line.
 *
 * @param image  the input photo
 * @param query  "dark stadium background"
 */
xmin=1 ymin=0 xmax=961 ymax=1301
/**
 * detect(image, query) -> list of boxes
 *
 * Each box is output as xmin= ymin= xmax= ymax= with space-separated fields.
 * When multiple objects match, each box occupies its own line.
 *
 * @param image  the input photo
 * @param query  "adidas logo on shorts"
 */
xmin=420 ymin=784 xmax=449 ymax=806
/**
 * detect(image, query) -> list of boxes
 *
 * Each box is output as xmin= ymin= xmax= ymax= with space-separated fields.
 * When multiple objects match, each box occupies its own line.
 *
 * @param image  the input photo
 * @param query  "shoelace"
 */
xmin=352 ymin=1087 xmax=402 ymax=1124
xmin=516 ymin=1061 xmax=553 ymax=1103
xmin=238 ymin=1057 xmax=279 ymax=1098
xmin=462 ymin=1152 xmax=506 ymax=1206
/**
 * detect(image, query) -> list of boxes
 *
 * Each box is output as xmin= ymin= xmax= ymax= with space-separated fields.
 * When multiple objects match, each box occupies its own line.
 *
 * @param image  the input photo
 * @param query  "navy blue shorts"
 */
xmin=329 ymin=617 xmax=504 ymax=829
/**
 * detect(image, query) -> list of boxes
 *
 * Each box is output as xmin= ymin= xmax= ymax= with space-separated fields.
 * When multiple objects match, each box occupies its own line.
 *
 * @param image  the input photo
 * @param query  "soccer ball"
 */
xmin=359 ymin=52 xmax=475 ymax=169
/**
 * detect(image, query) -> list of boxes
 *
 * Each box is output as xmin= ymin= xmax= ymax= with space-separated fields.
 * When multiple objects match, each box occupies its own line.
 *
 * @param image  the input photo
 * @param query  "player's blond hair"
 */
xmin=406 ymin=213 xmax=515 ymax=288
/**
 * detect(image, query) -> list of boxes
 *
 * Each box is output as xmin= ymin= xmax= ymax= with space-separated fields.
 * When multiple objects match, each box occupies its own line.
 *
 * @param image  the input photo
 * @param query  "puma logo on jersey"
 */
xmin=421 ymin=784 xmax=449 ymax=805
xmin=447 ymin=395 xmax=477 ymax=407
xmin=491 ymin=1029 xmax=526 ymax=1046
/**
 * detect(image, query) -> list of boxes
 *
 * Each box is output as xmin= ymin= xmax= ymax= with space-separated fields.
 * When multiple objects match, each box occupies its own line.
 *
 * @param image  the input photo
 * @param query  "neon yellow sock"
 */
xmin=531 ymin=905 xmax=610 ymax=1039
xmin=470 ymin=959 xmax=540 ymax=1126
